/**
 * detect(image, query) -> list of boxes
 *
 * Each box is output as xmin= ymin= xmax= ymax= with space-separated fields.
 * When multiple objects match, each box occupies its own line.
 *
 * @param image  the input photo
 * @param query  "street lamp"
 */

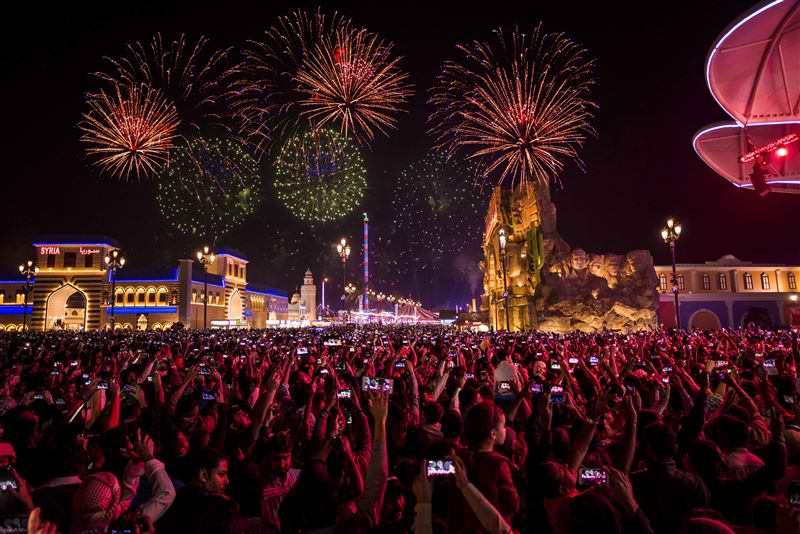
xmin=344 ymin=283 xmax=356 ymax=322
xmin=104 ymin=249 xmax=126 ymax=329
xmin=336 ymin=238 xmax=351 ymax=306
xmin=498 ymin=228 xmax=510 ymax=331
xmin=196 ymin=246 xmax=215 ymax=330
xmin=661 ymin=217 xmax=683 ymax=328
xmin=18 ymin=260 xmax=39 ymax=332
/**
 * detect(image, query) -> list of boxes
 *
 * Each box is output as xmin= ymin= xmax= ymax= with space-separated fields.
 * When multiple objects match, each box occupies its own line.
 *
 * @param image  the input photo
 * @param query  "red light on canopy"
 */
xmin=739 ymin=133 xmax=798 ymax=163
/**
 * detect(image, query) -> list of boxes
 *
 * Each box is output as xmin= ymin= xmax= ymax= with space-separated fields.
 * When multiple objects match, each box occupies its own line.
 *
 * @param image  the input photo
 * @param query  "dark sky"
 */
xmin=2 ymin=1 xmax=798 ymax=309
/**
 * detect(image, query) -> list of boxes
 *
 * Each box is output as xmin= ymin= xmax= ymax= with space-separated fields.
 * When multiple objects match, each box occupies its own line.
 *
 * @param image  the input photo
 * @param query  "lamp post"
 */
xmin=661 ymin=217 xmax=683 ymax=329
xmin=336 ymin=238 xmax=351 ymax=308
xmin=498 ymin=227 xmax=510 ymax=331
xmin=104 ymin=249 xmax=126 ymax=329
xmin=18 ymin=260 xmax=39 ymax=332
xmin=196 ymin=246 xmax=215 ymax=330
xmin=344 ymin=283 xmax=356 ymax=322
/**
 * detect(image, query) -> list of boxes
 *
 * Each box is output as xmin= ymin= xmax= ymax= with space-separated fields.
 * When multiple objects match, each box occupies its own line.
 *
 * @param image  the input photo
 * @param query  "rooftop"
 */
xmin=33 ymin=235 xmax=120 ymax=247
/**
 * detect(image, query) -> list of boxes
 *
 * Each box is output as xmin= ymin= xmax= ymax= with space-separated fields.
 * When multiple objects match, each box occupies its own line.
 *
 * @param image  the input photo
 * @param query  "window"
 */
xmin=64 ymin=252 xmax=77 ymax=268
xmin=192 ymin=290 xmax=197 ymax=303
xmin=789 ymin=273 xmax=797 ymax=290
xmin=658 ymin=274 xmax=667 ymax=291
xmin=702 ymin=273 xmax=710 ymax=290
xmin=228 ymin=263 xmax=232 ymax=276
xmin=677 ymin=275 xmax=685 ymax=290
xmin=126 ymin=289 xmax=135 ymax=304
xmin=136 ymin=289 xmax=146 ymax=305
xmin=718 ymin=273 xmax=727 ymax=290
xmin=0 ymin=291 xmax=4 ymax=303
xmin=241 ymin=266 xmax=245 ymax=280
xmin=84 ymin=254 xmax=94 ymax=268
xmin=761 ymin=272 xmax=770 ymax=290
xmin=158 ymin=288 xmax=168 ymax=304
xmin=47 ymin=254 xmax=56 ymax=268
xmin=116 ymin=291 xmax=124 ymax=304
xmin=147 ymin=289 xmax=156 ymax=304
xmin=744 ymin=273 xmax=753 ymax=290
xmin=16 ymin=290 xmax=24 ymax=304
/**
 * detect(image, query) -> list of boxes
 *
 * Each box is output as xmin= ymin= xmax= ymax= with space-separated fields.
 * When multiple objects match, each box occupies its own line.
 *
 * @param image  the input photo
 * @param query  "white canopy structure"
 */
xmin=694 ymin=0 xmax=800 ymax=193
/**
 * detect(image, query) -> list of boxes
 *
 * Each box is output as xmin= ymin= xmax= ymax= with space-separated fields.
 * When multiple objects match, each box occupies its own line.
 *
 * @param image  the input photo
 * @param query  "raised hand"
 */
xmin=412 ymin=461 xmax=433 ymax=504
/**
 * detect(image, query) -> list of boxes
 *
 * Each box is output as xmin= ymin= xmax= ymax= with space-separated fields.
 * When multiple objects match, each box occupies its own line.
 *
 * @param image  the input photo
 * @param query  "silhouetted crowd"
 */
xmin=1 ymin=324 xmax=799 ymax=533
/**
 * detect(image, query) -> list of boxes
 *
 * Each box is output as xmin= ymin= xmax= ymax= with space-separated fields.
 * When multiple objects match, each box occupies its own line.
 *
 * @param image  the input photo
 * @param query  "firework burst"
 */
xmin=295 ymin=23 xmax=414 ymax=143
xmin=393 ymin=151 xmax=489 ymax=264
xmin=273 ymin=128 xmax=367 ymax=224
xmin=156 ymin=136 xmax=263 ymax=242
xmin=232 ymin=9 xmax=348 ymax=157
xmin=95 ymin=33 xmax=236 ymax=131
xmin=79 ymin=84 xmax=180 ymax=179
xmin=429 ymin=24 xmax=596 ymax=189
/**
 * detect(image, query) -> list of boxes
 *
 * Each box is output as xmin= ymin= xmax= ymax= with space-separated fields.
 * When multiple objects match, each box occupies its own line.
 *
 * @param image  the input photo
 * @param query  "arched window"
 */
xmin=702 ymin=273 xmax=710 ymax=290
xmin=718 ymin=273 xmax=728 ymax=290
xmin=135 ymin=288 xmax=146 ymax=305
xmin=789 ymin=273 xmax=797 ymax=290
xmin=157 ymin=287 xmax=168 ymax=305
xmin=658 ymin=273 xmax=667 ymax=291
xmin=146 ymin=287 xmax=157 ymax=305
xmin=115 ymin=288 xmax=124 ymax=305
xmin=744 ymin=273 xmax=753 ymax=290
xmin=761 ymin=272 xmax=770 ymax=290
xmin=125 ymin=288 xmax=135 ymax=305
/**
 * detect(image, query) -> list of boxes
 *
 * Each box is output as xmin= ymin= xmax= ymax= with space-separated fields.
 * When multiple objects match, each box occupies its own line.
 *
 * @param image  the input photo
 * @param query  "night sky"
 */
xmin=2 ymin=1 xmax=797 ymax=309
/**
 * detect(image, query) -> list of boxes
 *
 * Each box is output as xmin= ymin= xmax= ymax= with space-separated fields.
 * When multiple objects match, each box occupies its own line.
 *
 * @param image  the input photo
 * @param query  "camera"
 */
xmin=362 ymin=376 xmax=393 ymax=393
xmin=549 ymin=386 xmax=565 ymax=404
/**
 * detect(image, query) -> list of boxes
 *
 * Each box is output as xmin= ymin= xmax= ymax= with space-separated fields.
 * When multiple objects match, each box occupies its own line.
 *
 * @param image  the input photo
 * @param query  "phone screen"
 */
xmin=362 ymin=376 xmax=393 ymax=393
xmin=0 ymin=467 xmax=18 ymax=492
xmin=550 ymin=386 xmax=564 ymax=404
xmin=578 ymin=467 xmax=608 ymax=486
xmin=426 ymin=459 xmax=455 ymax=477
xmin=337 ymin=389 xmax=351 ymax=399
xmin=790 ymin=480 xmax=800 ymax=507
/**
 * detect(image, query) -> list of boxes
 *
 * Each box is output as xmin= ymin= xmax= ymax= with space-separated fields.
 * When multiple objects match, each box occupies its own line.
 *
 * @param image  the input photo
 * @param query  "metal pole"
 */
xmin=110 ymin=268 xmax=117 ymax=328
xmin=670 ymin=242 xmax=681 ymax=328
xmin=502 ymin=252 xmax=510 ymax=331
xmin=22 ymin=276 xmax=30 ymax=332
xmin=322 ymin=279 xmax=326 ymax=311
xmin=204 ymin=265 xmax=208 ymax=330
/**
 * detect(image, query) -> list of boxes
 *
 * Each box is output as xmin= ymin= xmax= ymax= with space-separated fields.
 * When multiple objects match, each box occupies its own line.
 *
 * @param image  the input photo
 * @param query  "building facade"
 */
xmin=287 ymin=269 xmax=318 ymax=322
xmin=0 ymin=236 xmax=291 ymax=331
xmin=655 ymin=255 xmax=800 ymax=329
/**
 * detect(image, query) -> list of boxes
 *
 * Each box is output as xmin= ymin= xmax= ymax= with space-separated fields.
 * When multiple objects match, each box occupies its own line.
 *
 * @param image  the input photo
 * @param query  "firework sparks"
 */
xmin=273 ymin=128 xmax=367 ymax=223
xmin=296 ymin=23 xmax=414 ymax=143
xmin=94 ymin=33 xmax=235 ymax=133
xmin=393 ymin=151 xmax=489 ymax=264
xmin=156 ymin=136 xmax=262 ymax=242
xmin=429 ymin=24 xmax=596 ymax=189
xmin=232 ymin=9 xmax=348 ymax=157
xmin=79 ymin=84 xmax=180 ymax=179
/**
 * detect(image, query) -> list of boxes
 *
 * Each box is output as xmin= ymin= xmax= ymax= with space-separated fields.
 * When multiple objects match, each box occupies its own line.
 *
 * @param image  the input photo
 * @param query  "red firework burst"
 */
xmin=429 ymin=24 xmax=596 ymax=189
xmin=296 ymin=23 xmax=413 ymax=143
xmin=79 ymin=84 xmax=180 ymax=179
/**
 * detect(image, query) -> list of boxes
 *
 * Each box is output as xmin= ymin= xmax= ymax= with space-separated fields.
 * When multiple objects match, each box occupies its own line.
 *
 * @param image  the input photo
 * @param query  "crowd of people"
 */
xmin=0 ymin=323 xmax=799 ymax=533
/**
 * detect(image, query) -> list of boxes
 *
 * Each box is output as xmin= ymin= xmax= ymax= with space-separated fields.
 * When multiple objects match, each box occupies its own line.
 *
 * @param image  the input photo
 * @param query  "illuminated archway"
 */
xmin=157 ymin=287 xmax=168 ymax=306
xmin=115 ymin=288 xmax=124 ymax=307
xmin=688 ymin=309 xmax=722 ymax=331
xmin=45 ymin=284 xmax=88 ymax=331
xmin=146 ymin=287 xmax=157 ymax=306
xmin=125 ymin=288 xmax=135 ymax=306
xmin=229 ymin=289 xmax=243 ymax=322
xmin=135 ymin=288 xmax=146 ymax=305
xmin=6 ymin=325 xmax=15 ymax=332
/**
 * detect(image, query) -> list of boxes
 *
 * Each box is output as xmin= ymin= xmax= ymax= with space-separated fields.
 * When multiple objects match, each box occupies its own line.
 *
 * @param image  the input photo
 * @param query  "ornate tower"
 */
xmin=301 ymin=269 xmax=317 ymax=321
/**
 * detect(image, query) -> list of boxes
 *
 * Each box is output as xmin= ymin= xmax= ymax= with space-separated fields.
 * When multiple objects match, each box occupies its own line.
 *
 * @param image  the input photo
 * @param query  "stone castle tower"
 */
xmin=301 ymin=269 xmax=317 ymax=322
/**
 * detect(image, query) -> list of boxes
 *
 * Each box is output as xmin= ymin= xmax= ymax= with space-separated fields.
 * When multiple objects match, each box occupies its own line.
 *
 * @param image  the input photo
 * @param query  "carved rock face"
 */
xmin=570 ymin=249 xmax=589 ymax=271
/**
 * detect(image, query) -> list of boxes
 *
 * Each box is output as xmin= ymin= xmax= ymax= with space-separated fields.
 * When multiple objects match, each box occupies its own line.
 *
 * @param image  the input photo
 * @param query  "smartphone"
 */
xmin=764 ymin=359 xmax=776 ymax=368
xmin=297 ymin=347 xmax=308 ymax=355
xmin=426 ymin=459 xmax=455 ymax=477
xmin=530 ymin=383 xmax=543 ymax=394
xmin=55 ymin=398 xmax=66 ymax=406
xmin=578 ymin=467 xmax=608 ymax=486
xmin=663 ymin=366 xmax=673 ymax=373
xmin=362 ymin=376 xmax=394 ymax=393
xmin=588 ymin=356 xmax=599 ymax=366
xmin=568 ymin=357 xmax=579 ymax=365
xmin=550 ymin=362 xmax=561 ymax=370
xmin=70 ymin=360 xmax=79 ymax=367
xmin=0 ymin=466 xmax=18 ymax=491
xmin=337 ymin=389 xmax=351 ymax=399
xmin=97 ymin=381 xmax=109 ymax=390
xmin=202 ymin=391 xmax=215 ymax=401
xmin=790 ymin=480 xmax=800 ymax=507
xmin=199 ymin=365 xmax=211 ymax=376
xmin=122 ymin=384 xmax=137 ymax=395
xmin=662 ymin=376 xmax=670 ymax=384
xmin=395 ymin=361 xmax=406 ymax=368
xmin=550 ymin=386 xmax=564 ymax=404
xmin=465 ymin=373 xmax=475 ymax=379
xmin=447 ymin=360 xmax=455 ymax=369
xmin=147 ymin=376 xmax=154 ymax=382
xmin=498 ymin=381 xmax=512 ymax=392
xmin=34 ymin=392 xmax=45 ymax=400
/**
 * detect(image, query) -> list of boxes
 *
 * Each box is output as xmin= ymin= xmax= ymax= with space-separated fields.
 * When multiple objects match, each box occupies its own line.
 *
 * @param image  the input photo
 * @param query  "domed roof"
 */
xmin=290 ymin=293 xmax=301 ymax=304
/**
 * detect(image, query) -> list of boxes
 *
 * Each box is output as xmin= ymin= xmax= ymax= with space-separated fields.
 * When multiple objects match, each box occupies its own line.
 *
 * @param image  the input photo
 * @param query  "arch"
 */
xmin=146 ymin=287 xmax=157 ymax=305
xmin=157 ymin=287 xmax=168 ymax=306
xmin=6 ymin=325 xmax=15 ymax=332
xmin=688 ymin=309 xmax=722 ymax=331
xmin=125 ymin=287 xmax=135 ymax=305
xmin=0 ymin=325 xmax=5 ymax=331
xmin=45 ymin=283 xmax=88 ymax=331
xmin=741 ymin=306 xmax=774 ymax=329
xmin=152 ymin=323 xmax=162 ymax=331
xmin=229 ymin=289 xmax=243 ymax=322
xmin=135 ymin=287 xmax=146 ymax=305
xmin=115 ymin=287 xmax=124 ymax=306
xmin=122 ymin=323 xmax=133 ymax=330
